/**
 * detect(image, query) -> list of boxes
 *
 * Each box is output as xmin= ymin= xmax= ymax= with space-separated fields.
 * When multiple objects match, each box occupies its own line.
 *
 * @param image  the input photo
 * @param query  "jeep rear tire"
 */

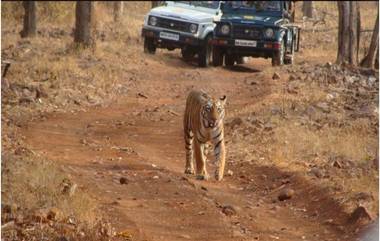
xmin=284 ymin=39 xmax=295 ymax=65
xmin=272 ymin=40 xmax=285 ymax=66
xmin=198 ymin=35 xmax=213 ymax=67
xmin=225 ymin=54 xmax=235 ymax=66
xmin=213 ymin=46 xmax=224 ymax=67
xmin=144 ymin=37 xmax=156 ymax=54
xmin=284 ymin=54 xmax=294 ymax=65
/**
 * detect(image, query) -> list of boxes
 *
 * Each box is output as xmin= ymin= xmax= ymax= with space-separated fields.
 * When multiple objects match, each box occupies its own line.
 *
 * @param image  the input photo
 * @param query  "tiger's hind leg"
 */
xmin=184 ymin=130 xmax=195 ymax=174
xmin=194 ymin=140 xmax=209 ymax=180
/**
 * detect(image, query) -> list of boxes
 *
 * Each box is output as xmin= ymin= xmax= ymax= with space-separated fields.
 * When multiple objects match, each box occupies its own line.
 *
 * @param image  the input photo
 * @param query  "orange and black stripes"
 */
xmin=183 ymin=90 xmax=227 ymax=181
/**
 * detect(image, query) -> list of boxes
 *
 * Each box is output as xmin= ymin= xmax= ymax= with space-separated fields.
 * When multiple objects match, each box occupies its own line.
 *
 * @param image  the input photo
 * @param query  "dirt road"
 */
xmin=22 ymin=53 xmax=358 ymax=241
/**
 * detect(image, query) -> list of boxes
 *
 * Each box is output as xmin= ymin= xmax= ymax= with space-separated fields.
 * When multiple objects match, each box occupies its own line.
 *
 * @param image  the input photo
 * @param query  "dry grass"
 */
xmin=272 ymin=120 xmax=376 ymax=165
xmin=1 ymin=2 xmax=75 ymax=23
xmin=2 ymin=154 xmax=97 ymax=226
xmin=269 ymin=69 xmax=377 ymax=165
xmin=0 ymin=153 xmax=115 ymax=240
xmin=271 ymin=117 xmax=379 ymax=215
xmin=1 ymin=1 xmax=150 ymax=114
xmin=1 ymin=0 xmax=151 ymax=144
xmin=95 ymin=2 xmax=150 ymax=40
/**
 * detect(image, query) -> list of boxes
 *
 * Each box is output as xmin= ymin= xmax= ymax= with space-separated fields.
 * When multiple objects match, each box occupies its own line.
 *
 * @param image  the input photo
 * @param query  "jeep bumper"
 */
xmin=142 ymin=27 xmax=203 ymax=49
xmin=211 ymin=38 xmax=281 ymax=58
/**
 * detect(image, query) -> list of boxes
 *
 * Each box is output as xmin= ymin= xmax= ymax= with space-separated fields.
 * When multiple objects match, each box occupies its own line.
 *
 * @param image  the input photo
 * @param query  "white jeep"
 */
xmin=142 ymin=1 xmax=221 ymax=67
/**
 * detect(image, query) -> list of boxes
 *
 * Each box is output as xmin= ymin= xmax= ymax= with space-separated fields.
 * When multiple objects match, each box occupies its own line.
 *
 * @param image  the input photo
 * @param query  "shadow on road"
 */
xmin=224 ymin=65 xmax=261 ymax=73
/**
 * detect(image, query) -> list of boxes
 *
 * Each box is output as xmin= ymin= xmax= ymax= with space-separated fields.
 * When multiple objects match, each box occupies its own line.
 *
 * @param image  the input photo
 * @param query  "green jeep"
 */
xmin=212 ymin=1 xmax=300 ymax=67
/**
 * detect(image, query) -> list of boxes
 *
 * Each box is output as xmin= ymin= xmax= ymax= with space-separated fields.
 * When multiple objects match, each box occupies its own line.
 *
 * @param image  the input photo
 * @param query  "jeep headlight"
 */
xmin=189 ymin=23 xmax=198 ymax=34
xmin=264 ymin=28 xmax=274 ymax=38
xmin=220 ymin=24 xmax=230 ymax=35
xmin=149 ymin=16 xmax=158 ymax=26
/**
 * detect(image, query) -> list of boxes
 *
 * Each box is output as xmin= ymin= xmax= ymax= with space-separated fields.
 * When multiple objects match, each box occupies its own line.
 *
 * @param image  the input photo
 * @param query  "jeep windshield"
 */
xmin=223 ymin=1 xmax=282 ymax=13
xmin=174 ymin=1 xmax=220 ymax=9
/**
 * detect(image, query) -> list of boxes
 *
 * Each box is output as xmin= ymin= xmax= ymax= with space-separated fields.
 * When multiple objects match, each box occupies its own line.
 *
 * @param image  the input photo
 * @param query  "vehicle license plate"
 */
xmin=159 ymin=32 xmax=180 ymax=41
xmin=235 ymin=39 xmax=257 ymax=47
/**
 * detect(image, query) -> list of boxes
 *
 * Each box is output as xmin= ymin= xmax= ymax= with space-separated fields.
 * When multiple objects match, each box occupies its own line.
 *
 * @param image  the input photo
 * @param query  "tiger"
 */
xmin=183 ymin=90 xmax=227 ymax=181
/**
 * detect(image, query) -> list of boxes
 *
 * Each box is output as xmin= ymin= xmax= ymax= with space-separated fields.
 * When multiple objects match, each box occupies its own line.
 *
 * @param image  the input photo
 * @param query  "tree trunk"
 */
xmin=113 ymin=1 xmax=123 ymax=22
xmin=336 ymin=1 xmax=360 ymax=65
xmin=20 ymin=1 xmax=36 ymax=38
xmin=357 ymin=3 xmax=361 ymax=63
xmin=302 ymin=1 xmax=313 ymax=18
xmin=337 ymin=2 xmax=350 ymax=64
xmin=360 ymin=10 xmax=379 ymax=68
xmin=74 ymin=1 xmax=95 ymax=47
xmin=289 ymin=1 xmax=296 ymax=22
xmin=349 ymin=1 xmax=359 ymax=65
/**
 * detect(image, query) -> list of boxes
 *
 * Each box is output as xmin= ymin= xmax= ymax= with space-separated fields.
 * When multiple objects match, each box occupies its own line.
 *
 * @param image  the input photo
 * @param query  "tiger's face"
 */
xmin=201 ymin=95 xmax=227 ymax=128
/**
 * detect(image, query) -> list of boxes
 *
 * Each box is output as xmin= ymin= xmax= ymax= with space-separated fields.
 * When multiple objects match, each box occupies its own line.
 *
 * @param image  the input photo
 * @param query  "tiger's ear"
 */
xmin=220 ymin=95 xmax=227 ymax=105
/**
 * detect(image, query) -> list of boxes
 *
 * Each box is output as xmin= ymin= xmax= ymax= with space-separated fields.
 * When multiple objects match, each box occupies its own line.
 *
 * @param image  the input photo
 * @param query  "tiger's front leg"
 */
xmin=194 ymin=140 xmax=209 ymax=180
xmin=214 ymin=136 xmax=226 ymax=181
xmin=184 ymin=131 xmax=195 ymax=174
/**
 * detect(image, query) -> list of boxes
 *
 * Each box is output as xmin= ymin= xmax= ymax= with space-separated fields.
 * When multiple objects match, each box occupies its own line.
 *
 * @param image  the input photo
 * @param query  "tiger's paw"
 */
xmin=215 ymin=171 xmax=223 ymax=181
xmin=184 ymin=167 xmax=195 ymax=175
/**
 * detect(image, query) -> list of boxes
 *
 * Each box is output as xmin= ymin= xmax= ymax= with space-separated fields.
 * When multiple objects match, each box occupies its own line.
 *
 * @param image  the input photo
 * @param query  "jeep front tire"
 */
xmin=198 ymin=35 xmax=213 ymax=67
xmin=144 ymin=37 xmax=156 ymax=54
xmin=181 ymin=47 xmax=196 ymax=62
